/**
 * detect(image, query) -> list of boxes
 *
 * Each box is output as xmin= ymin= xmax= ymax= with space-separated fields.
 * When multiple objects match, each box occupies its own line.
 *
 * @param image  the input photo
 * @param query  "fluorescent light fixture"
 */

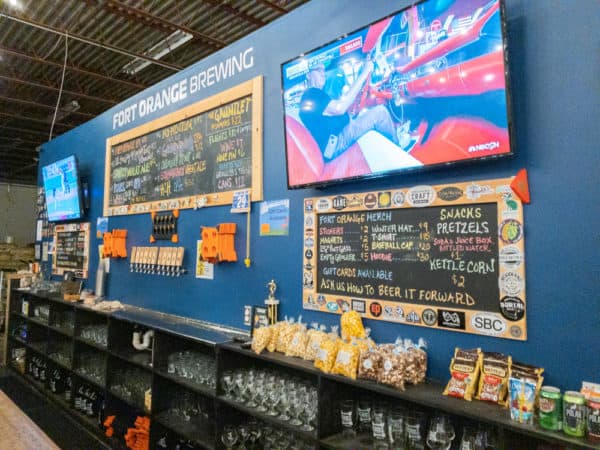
xmin=46 ymin=100 xmax=80 ymax=123
xmin=122 ymin=30 xmax=193 ymax=75
xmin=8 ymin=0 xmax=24 ymax=10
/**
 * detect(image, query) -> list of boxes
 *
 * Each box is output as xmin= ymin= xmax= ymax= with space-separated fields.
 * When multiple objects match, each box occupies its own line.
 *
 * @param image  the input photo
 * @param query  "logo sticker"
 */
xmin=406 ymin=311 xmax=421 ymax=323
xmin=304 ymin=249 xmax=313 ymax=259
xmin=369 ymin=302 xmax=382 ymax=317
xmin=499 ymin=246 xmax=523 ymax=269
xmin=466 ymin=184 xmax=493 ymax=200
xmin=303 ymin=263 xmax=313 ymax=271
xmin=317 ymin=294 xmax=326 ymax=306
xmin=348 ymin=195 xmax=363 ymax=208
xmin=470 ymin=313 xmax=507 ymax=336
xmin=304 ymin=215 xmax=314 ymax=227
xmin=437 ymin=310 xmax=466 ymax=329
xmin=510 ymin=325 xmax=523 ymax=338
xmin=316 ymin=198 xmax=331 ymax=211
xmin=304 ymin=228 xmax=314 ymax=237
xmin=364 ymin=193 xmax=378 ymax=209
xmin=351 ymin=299 xmax=365 ymax=313
xmin=392 ymin=191 xmax=405 ymax=207
xmin=499 ymin=272 xmax=524 ymax=296
xmin=407 ymin=186 xmax=435 ymax=207
xmin=304 ymin=200 xmax=313 ymax=212
xmin=326 ymin=302 xmax=339 ymax=312
xmin=302 ymin=271 xmax=313 ymax=289
xmin=499 ymin=219 xmax=523 ymax=244
xmin=304 ymin=237 xmax=314 ymax=247
xmin=336 ymin=299 xmax=350 ymax=312
xmin=384 ymin=305 xmax=394 ymax=318
xmin=499 ymin=296 xmax=525 ymax=321
xmin=378 ymin=192 xmax=391 ymax=208
xmin=422 ymin=308 xmax=438 ymax=326
xmin=437 ymin=187 xmax=463 ymax=202
xmin=395 ymin=306 xmax=405 ymax=320
xmin=332 ymin=196 xmax=348 ymax=210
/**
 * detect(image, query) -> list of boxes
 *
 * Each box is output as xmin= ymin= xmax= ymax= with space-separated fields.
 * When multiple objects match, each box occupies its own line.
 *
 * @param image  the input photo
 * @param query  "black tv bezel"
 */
xmin=281 ymin=0 xmax=515 ymax=190
xmin=42 ymin=154 xmax=85 ymax=223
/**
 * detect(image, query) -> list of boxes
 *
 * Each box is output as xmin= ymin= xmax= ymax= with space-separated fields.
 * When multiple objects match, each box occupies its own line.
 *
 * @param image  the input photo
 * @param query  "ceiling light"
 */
xmin=7 ymin=0 xmax=24 ymax=10
xmin=46 ymin=100 xmax=80 ymax=123
xmin=122 ymin=30 xmax=193 ymax=75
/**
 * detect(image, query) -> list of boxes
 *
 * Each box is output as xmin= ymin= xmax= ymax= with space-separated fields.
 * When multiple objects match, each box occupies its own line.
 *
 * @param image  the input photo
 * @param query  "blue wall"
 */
xmin=40 ymin=0 xmax=600 ymax=390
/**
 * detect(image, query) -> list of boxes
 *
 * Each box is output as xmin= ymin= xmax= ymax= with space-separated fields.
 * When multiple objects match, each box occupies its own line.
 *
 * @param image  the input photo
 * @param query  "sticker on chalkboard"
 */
xmin=422 ymin=308 xmax=438 ymax=326
xmin=499 ymin=246 xmax=523 ymax=269
xmin=466 ymin=183 xmax=494 ymax=199
xmin=392 ymin=191 xmax=405 ymax=206
xmin=438 ymin=187 xmax=463 ymax=202
xmin=407 ymin=185 xmax=435 ymax=207
xmin=316 ymin=198 xmax=331 ymax=211
xmin=378 ymin=192 xmax=391 ymax=208
xmin=332 ymin=196 xmax=348 ymax=210
xmin=499 ymin=296 xmax=525 ymax=321
xmin=348 ymin=195 xmax=363 ymax=208
xmin=364 ymin=193 xmax=377 ymax=209
xmin=304 ymin=200 xmax=314 ymax=212
xmin=351 ymin=299 xmax=366 ymax=313
xmin=499 ymin=272 xmax=524 ymax=296
xmin=499 ymin=219 xmax=523 ymax=244
xmin=437 ymin=310 xmax=465 ymax=329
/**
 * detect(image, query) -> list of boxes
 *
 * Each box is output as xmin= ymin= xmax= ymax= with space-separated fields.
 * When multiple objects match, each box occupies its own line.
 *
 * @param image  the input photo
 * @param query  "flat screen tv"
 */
xmin=42 ymin=155 xmax=84 ymax=222
xmin=282 ymin=0 xmax=513 ymax=189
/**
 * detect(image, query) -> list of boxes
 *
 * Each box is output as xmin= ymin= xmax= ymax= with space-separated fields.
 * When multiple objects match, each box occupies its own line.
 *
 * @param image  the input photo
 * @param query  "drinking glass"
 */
xmin=221 ymin=425 xmax=239 ymax=450
xmin=237 ymin=423 xmax=250 ymax=450
xmin=340 ymin=399 xmax=356 ymax=436
xmin=288 ymin=389 xmax=304 ymax=426
xmin=357 ymin=398 xmax=372 ymax=433
xmin=388 ymin=406 xmax=407 ymax=448
xmin=426 ymin=415 xmax=454 ymax=450
xmin=277 ymin=390 xmax=291 ymax=421
xmin=405 ymin=410 xmax=426 ymax=443
xmin=266 ymin=387 xmax=280 ymax=416
xmin=371 ymin=402 xmax=388 ymax=443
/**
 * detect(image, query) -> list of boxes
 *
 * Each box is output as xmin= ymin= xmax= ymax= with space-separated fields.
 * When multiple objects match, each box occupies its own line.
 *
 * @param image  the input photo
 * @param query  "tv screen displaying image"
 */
xmin=42 ymin=155 xmax=84 ymax=222
xmin=282 ymin=0 xmax=513 ymax=189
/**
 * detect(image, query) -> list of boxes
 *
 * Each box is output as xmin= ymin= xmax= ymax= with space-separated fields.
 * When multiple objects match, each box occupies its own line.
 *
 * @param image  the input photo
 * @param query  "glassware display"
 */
xmin=166 ymin=350 xmax=216 ymax=389
xmin=75 ymin=352 xmax=105 ymax=384
xmin=48 ymin=340 xmax=72 ymax=367
xmin=220 ymin=419 xmax=317 ymax=450
xmin=219 ymin=367 xmax=318 ymax=433
xmin=109 ymin=367 xmax=151 ymax=407
xmin=51 ymin=309 xmax=75 ymax=333
xmin=79 ymin=324 xmax=108 ymax=347
xmin=426 ymin=414 xmax=455 ymax=450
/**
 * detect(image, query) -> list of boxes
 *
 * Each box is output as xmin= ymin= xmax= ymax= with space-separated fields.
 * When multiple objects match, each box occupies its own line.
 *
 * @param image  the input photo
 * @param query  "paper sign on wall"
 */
xmin=260 ymin=199 xmax=289 ymax=236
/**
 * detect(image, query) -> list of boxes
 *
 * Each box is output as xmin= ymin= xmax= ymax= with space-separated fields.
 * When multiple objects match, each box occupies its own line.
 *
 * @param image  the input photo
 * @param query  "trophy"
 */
xmin=265 ymin=279 xmax=280 ymax=324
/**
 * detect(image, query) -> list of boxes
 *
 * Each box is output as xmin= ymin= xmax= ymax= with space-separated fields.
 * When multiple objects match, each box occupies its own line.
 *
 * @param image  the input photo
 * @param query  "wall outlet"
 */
xmin=243 ymin=305 xmax=252 ymax=326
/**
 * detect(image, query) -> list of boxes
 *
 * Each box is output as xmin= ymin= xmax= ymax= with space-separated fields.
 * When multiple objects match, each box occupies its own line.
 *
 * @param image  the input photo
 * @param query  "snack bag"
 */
xmin=354 ymin=327 xmax=375 ymax=355
xmin=403 ymin=338 xmax=428 ymax=385
xmin=357 ymin=345 xmax=384 ymax=382
xmin=314 ymin=326 xmax=340 ymax=373
xmin=331 ymin=339 xmax=361 ymax=379
xmin=378 ymin=339 xmax=407 ymax=390
xmin=267 ymin=322 xmax=284 ymax=353
xmin=508 ymin=361 xmax=544 ymax=407
xmin=476 ymin=352 xmax=511 ymax=404
xmin=304 ymin=324 xmax=327 ymax=361
xmin=276 ymin=317 xmax=297 ymax=354
xmin=508 ymin=375 xmax=537 ymax=424
xmin=443 ymin=348 xmax=482 ymax=401
xmin=251 ymin=324 xmax=272 ymax=355
xmin=286 ymin=322 xmax=309 ymax=358
xmin=340 ymin=310 xmax=366 ymax=341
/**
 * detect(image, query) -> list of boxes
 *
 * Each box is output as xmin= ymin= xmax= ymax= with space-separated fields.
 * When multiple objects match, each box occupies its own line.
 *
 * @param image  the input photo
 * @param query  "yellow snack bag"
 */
xmin=266 ymin=321 xmax=282 ymax=353
xmin=286 ymin=323 xmax=308 ymax=358
xmin=340 ymin=310 xmax=366 ymax=341
xmin=251 ymin=325 xmax=272 ymax=355
xmin=443 ymin=348 xmax=482 ymax=401
xmin=475 ymin=352 xmax=511 ymax=404
xmin=276 ymin=318 xmax=298 ymax=354
xmin=314 ymin=326 xmax=340 ymax=373
xmin=303 ymin=324 xmax=327 ymax=361
xmin=331 ymin=340 xmax=361 ymax=379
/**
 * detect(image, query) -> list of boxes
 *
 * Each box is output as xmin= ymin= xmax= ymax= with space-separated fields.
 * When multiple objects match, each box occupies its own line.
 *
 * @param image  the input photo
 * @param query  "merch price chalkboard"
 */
xmin=104 ymin=77 xmax=263 ymax=216
xmin=53 ymin=223 xmax=90 ymax=279
xmin=303 ymin=178 xmax=527 ymax=340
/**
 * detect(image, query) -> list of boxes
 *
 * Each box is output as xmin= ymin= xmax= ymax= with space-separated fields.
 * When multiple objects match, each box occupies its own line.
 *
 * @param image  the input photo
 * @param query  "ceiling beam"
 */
xmin=0 ymin=44 xmax=149 ymax=90
xmin=0 ymin=95 xmax=96 ymax=118
xmin=83 ymin=0 xmax=226 ymax=49
xmin=0 ymin=124 xmax=51 ymax=137
xmin=0 ymin=74 xmax=118 ymax=105
xmin=202 ymin=0 xmax=265 ymax=27
xmin=255 ymin=0 xmax=289 ymax=13
xmin=0 ymin=136 xmax=43 ymax=146
xmin=0 ymin=112 xmax=74 ymax=129
xmin=0 ymin=12 xmax=183 ymax=72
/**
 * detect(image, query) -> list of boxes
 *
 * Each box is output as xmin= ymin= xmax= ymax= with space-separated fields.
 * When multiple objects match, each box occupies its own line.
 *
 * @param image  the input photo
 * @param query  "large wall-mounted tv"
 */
xmin=42 ymin=155 xmax=84 ymax=222
xmin=282 ymin=0 xmax=513 ymax=189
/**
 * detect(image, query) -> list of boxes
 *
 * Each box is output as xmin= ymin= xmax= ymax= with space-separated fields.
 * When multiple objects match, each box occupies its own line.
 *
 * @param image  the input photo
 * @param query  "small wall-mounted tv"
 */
xmin=282 ymin=0 xmax=513 ymax=189
xmin=42 ymin=155 xmax=84 ymax=222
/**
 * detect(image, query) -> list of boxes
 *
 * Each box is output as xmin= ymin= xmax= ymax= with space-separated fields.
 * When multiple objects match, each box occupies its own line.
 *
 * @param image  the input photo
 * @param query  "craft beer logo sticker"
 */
xmin=438 ymin=187 xmax=463 ymax=202
xmin=332 ymin=196 xmax=348 ymax=210
xmin=316 ymin=198 xmax=331 ymax=211
xmin=470 ymin=313 xmax=507 ymax=336
xmin=407 ymin=185 xmax=435 ymax=207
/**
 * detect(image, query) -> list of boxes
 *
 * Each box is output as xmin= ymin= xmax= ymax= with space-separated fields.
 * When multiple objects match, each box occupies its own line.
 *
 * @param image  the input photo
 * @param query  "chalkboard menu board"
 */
xmin=303 ymin=178 xmax=527 ymax=340
xmin=104 ymin=77 xmax=263 ymax=216
xmin=53 ymin=223 xmax=90 ymax=279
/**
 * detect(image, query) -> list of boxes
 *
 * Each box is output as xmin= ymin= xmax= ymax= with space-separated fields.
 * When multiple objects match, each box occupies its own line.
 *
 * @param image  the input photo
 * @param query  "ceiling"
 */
xmin=0 ymin=0 xmax=309 ymax=185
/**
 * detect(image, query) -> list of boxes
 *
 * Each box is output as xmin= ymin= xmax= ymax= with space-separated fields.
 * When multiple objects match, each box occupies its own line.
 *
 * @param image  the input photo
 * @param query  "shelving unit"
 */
xmin=5 ymin=290 xmax=598 ymax=450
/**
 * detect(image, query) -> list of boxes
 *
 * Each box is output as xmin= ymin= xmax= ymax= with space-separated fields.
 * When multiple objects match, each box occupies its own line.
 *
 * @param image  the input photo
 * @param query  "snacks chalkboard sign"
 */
xmin=303 ymin=177 xmax=527 ymax=340
xmin=104 ymin=77 xmax=263 ymax=216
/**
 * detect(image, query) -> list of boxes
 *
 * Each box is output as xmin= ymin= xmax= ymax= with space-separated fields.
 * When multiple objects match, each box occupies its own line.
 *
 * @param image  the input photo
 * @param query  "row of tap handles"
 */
xmin=129 ymin=246 xmax=185 ymax=276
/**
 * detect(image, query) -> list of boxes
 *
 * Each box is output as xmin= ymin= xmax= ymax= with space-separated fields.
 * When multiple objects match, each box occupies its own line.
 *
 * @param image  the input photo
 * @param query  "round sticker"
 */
xmin=422 ymin=308 xmax=437 ymax=326
xmin=499 ymin=219 xmax=523 ymax=244
xmin=499 ymin=296 xmax=525 ymax=321
xmin=499 ymin=271 xmax=524 ymax=296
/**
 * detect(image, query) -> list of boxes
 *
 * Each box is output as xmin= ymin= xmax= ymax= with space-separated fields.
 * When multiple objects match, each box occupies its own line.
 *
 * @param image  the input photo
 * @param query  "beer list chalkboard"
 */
xmin=105 ymin=77 xmax=263 ymax=216
xmin=53 ymin=223 xmax=90 ymax=279
xmin=303 ymin=178 xmax=527 ymax=340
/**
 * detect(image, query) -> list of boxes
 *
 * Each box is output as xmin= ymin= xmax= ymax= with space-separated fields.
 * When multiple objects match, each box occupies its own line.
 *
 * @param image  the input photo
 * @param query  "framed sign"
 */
xmin=104 ymin=77 xmax=263 ymax=216
xmin=52 ymin=223 xmax=90 ymax=279
xmin=251 ymin=305 xmax=269 ymax=337
xmin=302 ymin=177 xmax=526 ymax=340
